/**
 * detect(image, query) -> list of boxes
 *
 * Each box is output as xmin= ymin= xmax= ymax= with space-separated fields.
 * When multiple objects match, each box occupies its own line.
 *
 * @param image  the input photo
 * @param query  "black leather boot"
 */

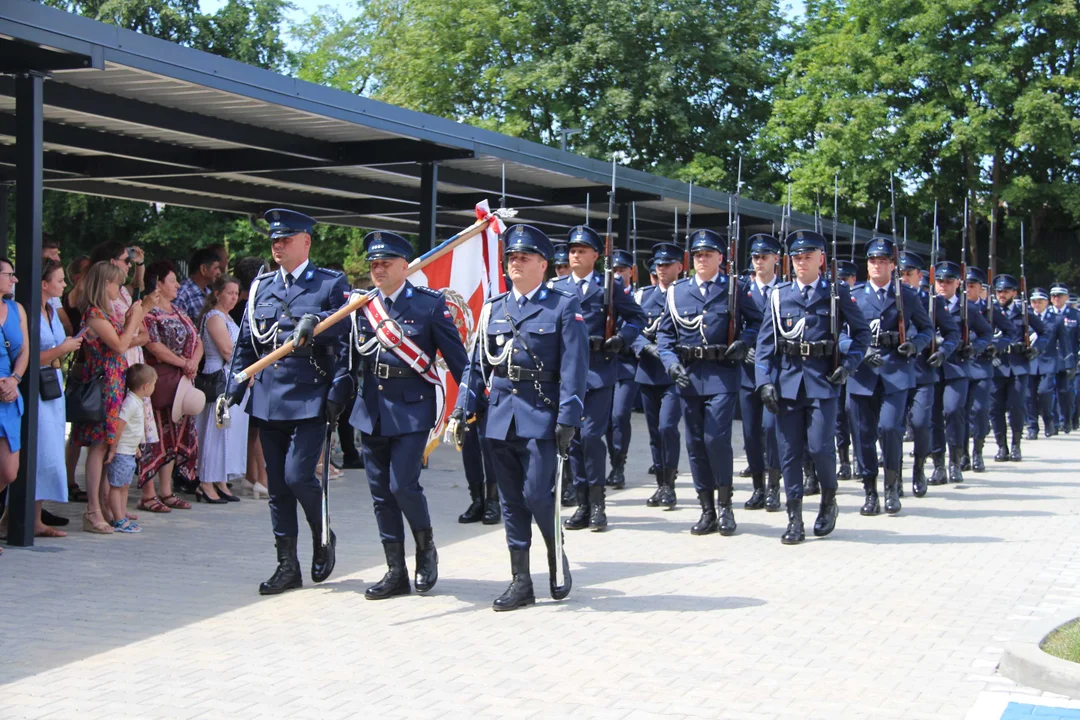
xmin=413 ymin=528 xmax=438 ymax=593
xmin=645 ymin=467 xmax=663 ymax=507
xmin=948 ymin=445 xmax=964 ymax=483
xmin=781 ymin=498 xmax=805 ymax=545
xmin=912 ymin=455 xmax=928 ymax=497
xmin=588 ymin=485 xmax=608 ymax=532
xmin=740 ymin=465 xmax=753 ymax=478
xmin=972 ymin=439 xmax=986 ymax=472
xmin=605 ymin=452 xmax=626 ymax=490
xmin=482 ymin=482 xmax=501 ymax=525
xmin=994 ymin=432 xmax=1010 ymax=461
xmin=1010 ymin=431 xmax=1023 ymax=462
xmin=658 ymin=468 xmax=677 ymax=509
xmin=744 ymin=472 xmax=766 ymax=510
xmin=764 ymin=468 xmax=781 ymax=512
xmin=493 ymin=548 xmax=535 ymax=612
xmin=365 ymin=542 xmax=410 ymax=600
xmin=960 ymin=449 xmax=971 ymax=471
xmin=1026 ymin=427 xmax=1038 ymax=441
xmin=259 ymin=536 xmax=303 ymax=595
xmin=717 ymin=486 xmax=737 ymax=536
xmin=837 ymin=448 xmax=852 ymax=481
xmin=311 ymin=528 xmax=336 ymax=584
xmin=929 ymin=452 xmax=947 ymax=485
xmin=814 ymin=487 xmax=838 ymax=537
xmin=458 ymin=484 xmax=484 ymax=523
xmin=803 ymin=459 xmax=820 ymax=496
xmin=544 ymin=535 xmax=571 ymax=601
xmin=691 ymin=490 xmax=718 ymax=535
xmin=884 ymin=469 xmax=902 ymax=515
xmin=560 ymin=462 xmax=577 ymax=507
xmin=860 ymin=478 xmax=881 ymax=516
xmin=563 ymin=486 xmax=590 ymax=530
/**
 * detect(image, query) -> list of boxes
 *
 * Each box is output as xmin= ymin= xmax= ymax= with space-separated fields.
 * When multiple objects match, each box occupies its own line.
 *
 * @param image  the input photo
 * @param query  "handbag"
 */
xmin=65 ymin=362 xmax=105 ymax=423
xmin=149 ymin=363 xmax=182 ymax=411
xmin=194 ymin=368 xmax=226 ymax=398
xmin=39 ymin=367 xmax=62 ymax=401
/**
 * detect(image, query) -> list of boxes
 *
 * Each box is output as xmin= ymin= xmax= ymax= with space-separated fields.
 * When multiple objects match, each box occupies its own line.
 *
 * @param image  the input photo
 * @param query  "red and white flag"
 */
xmin=410 ymin=201 xmax=506 ymax=456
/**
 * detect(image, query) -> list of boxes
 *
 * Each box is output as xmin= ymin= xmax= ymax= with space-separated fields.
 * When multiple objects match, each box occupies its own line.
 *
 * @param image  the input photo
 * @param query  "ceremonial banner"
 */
xmin=410 ymin=201 xmax=507 ymax=457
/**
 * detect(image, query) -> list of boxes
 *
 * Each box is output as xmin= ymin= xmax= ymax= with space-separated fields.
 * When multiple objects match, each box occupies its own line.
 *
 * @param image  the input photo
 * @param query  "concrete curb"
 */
xmin=999 ymin=609 xmax=1080 ymax=699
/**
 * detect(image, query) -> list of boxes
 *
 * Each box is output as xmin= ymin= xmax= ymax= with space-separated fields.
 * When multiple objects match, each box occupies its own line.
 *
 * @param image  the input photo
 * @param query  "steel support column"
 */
xmin=417 ymin=161 xmax=438 ymax=253
xmin=8 ymin=72 xmax=44 ymax=548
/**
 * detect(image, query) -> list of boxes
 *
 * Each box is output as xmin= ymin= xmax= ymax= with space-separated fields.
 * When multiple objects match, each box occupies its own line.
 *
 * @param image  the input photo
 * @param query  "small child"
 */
xmin=105 ymin=363 xmax=157 ymax=534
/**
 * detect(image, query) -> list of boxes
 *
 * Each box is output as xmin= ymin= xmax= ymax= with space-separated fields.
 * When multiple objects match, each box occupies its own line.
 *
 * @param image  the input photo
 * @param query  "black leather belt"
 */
xmin=359 ymin=362 xmax=420 ymax=379
xmin=588 ymin=336 xmax=606 ymax=353
xmin=676 ymin=344 xmax=728 ymax=362
xmin=289 ymin=345 xmax=332 ymax=359
xmin=777 ymin=339 xmax=835 ymax=358
xmin=493 ymin=365 xmax=558 ymax=382
xmin=1009 ymin=343 xmax=1028 ymax=355
xmin=871 ymin=332 xmax=900 ymax=348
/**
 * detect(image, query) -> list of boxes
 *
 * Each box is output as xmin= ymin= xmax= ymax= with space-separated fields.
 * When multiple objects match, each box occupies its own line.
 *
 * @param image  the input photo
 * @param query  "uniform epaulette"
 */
xmin=546 ymin=286 xmax=574 ymax=299
xmin=486 ymin=290 xmax=510 ymax=304
xmin=852 ymin=281 xmax=867 ymax=291
xmin=673 ymin=277 xmax=691 ymax=287
xmin=413 ymin=285 xmax=443 ymax=297
xmin=776 ymin=280 xmax=794 ymax=290
xmin=255 ymin=270 xmax=276 ymax=281
xmin=550 ymin=274 xmax=571 ymax=285
xmin=318 ymin=266 xmax=346 ymax=279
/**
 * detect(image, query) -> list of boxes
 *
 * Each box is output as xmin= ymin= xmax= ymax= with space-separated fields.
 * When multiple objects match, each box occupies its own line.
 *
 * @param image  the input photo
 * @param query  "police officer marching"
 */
xmin=346 ymin=231 xmax=469 ymax=601
xmin=756 ymin=230 xmax=871 ymax=543
xmin=222 ymin=209 xmax=352 ymax=596
xmin=1025 ymin=287 xmax=1063 ymax=439
xmin=846 ymin=237 xmax=934 ymax=516
xmin=451 ymin=224 xmax=588 ymax=612
xmin=740 ymin=234 xmax=783 ymax=513
xmin=605 ymin=249 xmax=641 ymax=490
xmin=631 ymin=243 xmax=684 ymax=509
xmin=656 ymin=228 xmax=763 ymax=537
xmin=550 ymin=226 xmax=645 ymax=532
xmin=990 ymin=274 xmax=1043 ymax=461
xmin=1049 ymin=284 xmax=1079 ymax=433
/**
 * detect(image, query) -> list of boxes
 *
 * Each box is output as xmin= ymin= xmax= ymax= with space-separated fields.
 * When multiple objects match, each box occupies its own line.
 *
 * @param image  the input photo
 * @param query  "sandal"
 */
xmin=35 ymin=526 xmax=67 ymax=538
xmin=82 ymin=511 xmax=114 ymax=535
xmin=160 ymin=494 xmax=191 ymax=510
xmin=137 ymin=496 xmax=171 ymax=514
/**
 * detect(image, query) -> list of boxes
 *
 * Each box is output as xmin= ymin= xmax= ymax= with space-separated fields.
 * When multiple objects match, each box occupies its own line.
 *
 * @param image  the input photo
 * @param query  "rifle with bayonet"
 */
xmin=890 ymin=175 xmax=906 ymax=345
xmin=728 ymin=157 xmax=743 ymax=346
xmin=929 ymin=201 xmax=938 ymax=352
xmin=831 ymin=175 xmax=841 ymax=369
xmin=960 ymin=198 xmax=969 ymax=345
xmin=1020 ymin=220 xmax=1029 ymax=348
xmin=631 ymin=201 xmax=638 ymax=287
xmin=604 ymin=158 xmax=617 ymax=340
xmin=683 ymin=182 xmax=693 ymax=277
xmin=986 ymin=211 xmax=995 ymax=323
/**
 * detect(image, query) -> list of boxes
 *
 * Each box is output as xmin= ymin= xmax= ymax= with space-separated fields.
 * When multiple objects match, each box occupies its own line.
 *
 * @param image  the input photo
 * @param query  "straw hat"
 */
xmin=172 ymin=376 xmax=206 ymax=424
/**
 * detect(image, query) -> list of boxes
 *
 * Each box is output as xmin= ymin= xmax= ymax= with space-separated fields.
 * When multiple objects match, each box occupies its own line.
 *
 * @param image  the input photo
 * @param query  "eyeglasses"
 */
xmin=115 ymin=257 xmax=130 ymax=265
xmin=0 ymin=272 xmax=16 ymax=278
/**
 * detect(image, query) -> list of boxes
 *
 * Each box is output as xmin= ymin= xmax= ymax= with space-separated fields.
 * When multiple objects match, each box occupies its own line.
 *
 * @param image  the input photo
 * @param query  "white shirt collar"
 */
xmin=571 ymin=271 xmax=594 ymax=286
xmin=694 ymin=272 xmax=719 ymax=288
xmin=755 ymin=276 xmax=777 ymax=292
xmin=868 ymin=279 xmax=890 ymax=294
xmin=281 ymin=259 xmax=309 ymax=284
xmin=512 ymin=283 xmax=542 ymax=302
xmin=381 ymin=281 xmax=407 ymax=304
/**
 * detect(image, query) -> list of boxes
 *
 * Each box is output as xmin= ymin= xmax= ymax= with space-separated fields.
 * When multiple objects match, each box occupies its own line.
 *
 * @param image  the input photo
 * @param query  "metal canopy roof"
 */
xmin=0 ymin=0 xmax=920 ymax=254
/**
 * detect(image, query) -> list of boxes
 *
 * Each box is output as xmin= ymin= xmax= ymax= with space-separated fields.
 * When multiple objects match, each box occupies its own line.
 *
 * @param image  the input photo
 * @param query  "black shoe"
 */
xmin=764 ymin=468 xmax=781 ymax=512
xmin=837 ymin=449 xmax=852 ymax=481
xmin=458 ymin=487 xmax=484 ymax=524
xmin=195 ymin=487 xmax=229 ymax=504
xmin=588 ymin=485 xmax=607 ymax=531
xmin=1010 ymin=443 xmax=1023 ymax=462
xmin=365 ymin=542 xmax=410 ymax=600
xmin=482 ymin=482 xmax=501 ymax=525
xmin=219 ymin=490 xmax=241 ymax=502
xmin=884 ymin=470 xmax=901 ymax=515
xmin=912 ymin=455 xmax=928 ymax=498
xmin=929 ymin=453 xmax=947 ymax=485
xmin=860 ymin=480 xmax=881 ymax=516
xmin=994 ymin=445 xmax=1010 ymax=462
xmin=803 ymin=460 xmax=820 ymax=496
xmin=948 ymin=445 xmax=964 ymax=483
xmin=311 ymin=529 xmax=336 ymax=584
xmin=1026 ymin=428 xmax=1038 ymax=441
xmin=605 ymin=453 xmax=626 ymax=490
xmin=717 ymin=486 xmax=737 ymax=536
xmin=259 ymin=536 xmax=303 ymax=595
xmin=544 ymin=536 xmax=571 ymax=601
xmin=341 ymin=455 xmax=364 ymax=469
xmin=493 ymin=549 xmax=535 ymax=612
xmin=972 ymin=440 xmax=986 ymax=472
xmin=564 ymin=486 xmax=590 ymax=530
xmin=657 ymin=468 xmax=677 ymax=509
xmin=744 ymin=473 xmax=766 ymax=510
xmin=41 ymin=508 xmax=69 ymax=527
xmin=1045 ymin=427 xmax=1056 ymax=438
xmin=413 ymin=528 xmax=438 ymax=593
xmin=645 ymin=468 xmax=663 ymax=508
xmin=782 ymin=498 xmax=805 ymax=545
xmin=560 ymin=464 xmax=577 ymax=507
xmin=691 ymin=490 xmax=718 ymax=535
xmin=814 ymin=488 xmax=838 ymax=537
xmin=960 ymin=452 xmax=971 ymax=472
xmin=739 ymin=465 xmax=753 ymax=478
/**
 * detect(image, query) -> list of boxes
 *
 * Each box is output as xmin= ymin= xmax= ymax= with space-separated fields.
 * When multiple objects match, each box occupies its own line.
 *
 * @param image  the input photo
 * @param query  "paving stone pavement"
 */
xmin=2 ymin=414 xmax=1079 ymax=719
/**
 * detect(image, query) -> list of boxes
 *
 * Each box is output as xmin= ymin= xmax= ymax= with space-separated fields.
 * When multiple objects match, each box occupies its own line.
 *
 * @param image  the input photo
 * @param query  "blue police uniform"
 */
xmin=550 ymin=226 xmax=645 ymax=532
xmin=756 ymin=231 xmax=871 ymax=544
xmin=604 ymin=249 xmax=641 ymax=490
xmin=1024 ymin=288 xmax=1063 ymax=438
xmin=834 ymin=260 xmax=859 ymax=481
xmin=1050 ymin=284 xmax=1079 ymax=433
xmin=224 ymin=208 xmax=351 ymax=596
xmin=899 ymin=252 xmax=959 ymax=493
xmin=845 ymin=237 xmax=934 ymax=516
xmin=455 ymin=224 xmax=588 ymax=611
xmin=740 ymin=234 xmax=782 ymax=512
xmin=631 ymin=243 xmax=684 ymax=509
xmin=346 ymin=231 xmax=468 ymax=600
xmin=655 ymin=229 xmax=763 ymax=537
xmin=990 ymin=274 xmax=1047 ymax=461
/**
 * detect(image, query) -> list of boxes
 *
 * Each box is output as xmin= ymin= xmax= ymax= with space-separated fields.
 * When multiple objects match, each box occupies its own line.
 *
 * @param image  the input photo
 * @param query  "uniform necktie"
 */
xmin=763 ymin=284 xmax=771 ymax=300
xmin=578 ymin=279 xmax=588 ymax=298
xmin=702 ymin=280 xmax=713 ymax=298
xmin=385 ymin=297 xmax=393 ymax=312
xmin=284 ymin=273 xmax=294 ymax=289
xmin=802 ymin=285 xmax=810 ymax=302
xmin=518 ymin=294 xmax=528 ymax=308
xmin=878 ymin=288 xmax=886 ymax=304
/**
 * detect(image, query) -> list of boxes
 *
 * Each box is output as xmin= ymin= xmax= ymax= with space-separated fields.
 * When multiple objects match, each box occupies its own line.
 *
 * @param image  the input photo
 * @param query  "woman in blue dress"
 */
xmin=0 ymin=256 xmax=31 ymax=552
xmin=35 ymin=260 xmax=84 ymax=538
